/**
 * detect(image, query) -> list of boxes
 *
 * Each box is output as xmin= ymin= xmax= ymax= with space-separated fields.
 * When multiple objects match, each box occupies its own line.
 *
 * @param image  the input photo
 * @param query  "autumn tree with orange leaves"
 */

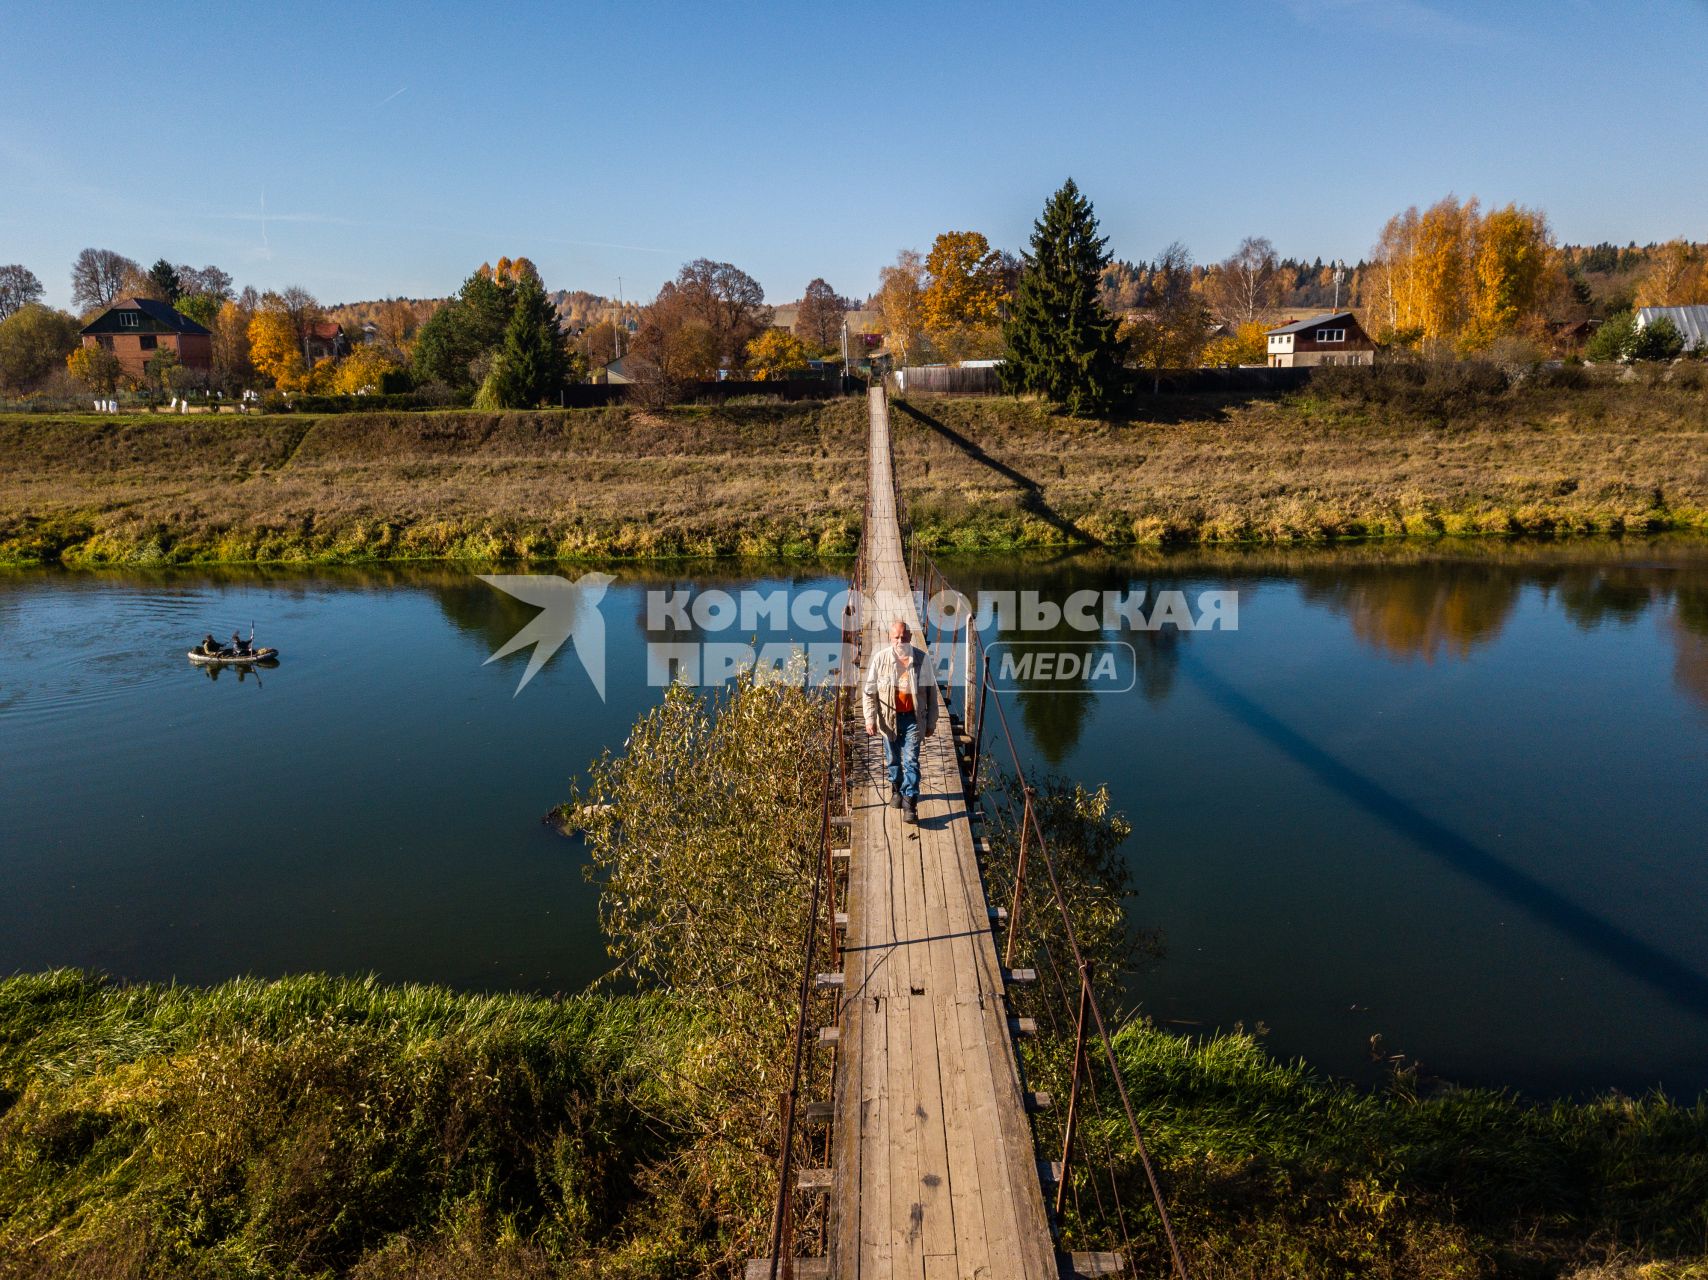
xmin=921 ymin=231 xmax=1007 ymax=361
xmin=1361 ymin=196 xmax=1561 ymax=350
xmin=1634 ymin=240 xmax=1708 ymax=308
xmin=248 ymin=298 xmax=309 ymax=390
xmin=876 ymin=250 xmax=927 ymax=366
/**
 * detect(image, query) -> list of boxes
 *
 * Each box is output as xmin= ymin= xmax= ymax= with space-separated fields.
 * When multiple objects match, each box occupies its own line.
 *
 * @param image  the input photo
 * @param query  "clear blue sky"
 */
xmin=3 ymin=0 xmax=1705 ymax=310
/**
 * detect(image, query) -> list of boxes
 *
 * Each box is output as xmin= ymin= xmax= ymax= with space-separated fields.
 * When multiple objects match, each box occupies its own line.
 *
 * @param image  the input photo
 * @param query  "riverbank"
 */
xmin=2 ymin=379 xmax=1705 ymax=566
xmin=0 ymin=402 xmax=867 ymax=567
xmin=891 ymin=378 xmax=1708 ymax=549
xmin=1 ymin=970 xmax=1702 ymax=1278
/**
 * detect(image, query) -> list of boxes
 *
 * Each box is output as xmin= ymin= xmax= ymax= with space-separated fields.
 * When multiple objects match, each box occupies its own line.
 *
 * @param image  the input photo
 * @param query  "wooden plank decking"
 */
xmin=828 ymin=388 xmax=1058 ymax=1279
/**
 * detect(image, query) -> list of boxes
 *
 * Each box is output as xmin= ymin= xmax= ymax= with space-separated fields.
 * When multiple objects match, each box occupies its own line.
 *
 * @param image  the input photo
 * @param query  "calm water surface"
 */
xmin=2 ymin=542 xmax=1706 ymax=1096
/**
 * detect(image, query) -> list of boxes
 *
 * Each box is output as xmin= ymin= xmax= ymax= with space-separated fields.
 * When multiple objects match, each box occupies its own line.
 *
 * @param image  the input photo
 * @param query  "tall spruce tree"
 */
xmin=146 ymin=258 xmax=182 ymax=305
xmin=483 ymin=274 xmax=572 ymax=407
xmin=1000 ymin=179 xmax=1124 ymax=415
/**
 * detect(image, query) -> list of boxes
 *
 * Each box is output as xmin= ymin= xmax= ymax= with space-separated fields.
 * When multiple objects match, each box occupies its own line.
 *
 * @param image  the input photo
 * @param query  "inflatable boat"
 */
xmin=187 ymin=647 xmax=279 ymax=665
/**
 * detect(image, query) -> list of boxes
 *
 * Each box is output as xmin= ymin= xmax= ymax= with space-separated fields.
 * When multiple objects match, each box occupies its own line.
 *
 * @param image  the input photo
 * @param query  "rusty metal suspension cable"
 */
xmin=920 ymin=545 xmax=1190 ymax=1280
xmin=765 ymin=690 xmax=838 ymax=1280
xmin=987 ymin=668 xmax=1188 ymax=1279
xmin=766 ymin=477 xmax=867 ymax=1274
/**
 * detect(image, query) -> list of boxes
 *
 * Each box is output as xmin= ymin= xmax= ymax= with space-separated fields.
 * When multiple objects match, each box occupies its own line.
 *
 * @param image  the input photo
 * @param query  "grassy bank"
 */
xmin=0 ymin=971 xmax=727 ymax=1279
xmin=1117 ymin=1029 xmax=1708 ymax=1279
xmin=891 ymin=378 xmax=1708 ymax=550
xmin=0 ymin=403 xmax=867 ymax=567
xmin=1 ymin=377 xmax=1706 ymax=567
xmin=3 ymin=971 xmax=1704 ymax=1278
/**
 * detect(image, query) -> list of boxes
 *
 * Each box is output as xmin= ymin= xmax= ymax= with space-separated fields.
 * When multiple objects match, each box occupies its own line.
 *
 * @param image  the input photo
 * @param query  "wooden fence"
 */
xmin=891 ymin=365 xmax=1004 ymax=395
xmin=889 ymin=363 xmax=1318 ymax=399
xmin=564 ymin=377 xmax=862 ymax=408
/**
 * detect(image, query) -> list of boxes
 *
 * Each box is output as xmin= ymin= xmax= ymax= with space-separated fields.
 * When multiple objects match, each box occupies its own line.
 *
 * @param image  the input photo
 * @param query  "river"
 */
xmin=2 ymin=538 xmax=1705 ymax=1096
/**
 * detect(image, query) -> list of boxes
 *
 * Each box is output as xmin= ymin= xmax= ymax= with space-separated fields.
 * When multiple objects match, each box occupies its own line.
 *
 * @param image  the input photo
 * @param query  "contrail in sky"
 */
xmin=378 ymin=85 xmax=407 ymax=106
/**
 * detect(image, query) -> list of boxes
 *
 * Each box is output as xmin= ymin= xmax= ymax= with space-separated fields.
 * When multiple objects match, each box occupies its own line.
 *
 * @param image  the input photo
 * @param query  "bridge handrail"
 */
xmin=763 ymin=397 xmax=871 ymax=1277
xmin=764 ymin=387 xmax=1187 ymax=1277
xmin=916 ymin=541 xmax=1190 ymax=1279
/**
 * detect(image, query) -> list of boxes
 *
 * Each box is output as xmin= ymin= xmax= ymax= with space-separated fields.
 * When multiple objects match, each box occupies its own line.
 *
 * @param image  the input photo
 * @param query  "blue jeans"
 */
xmin=883 ymin=711 xmax=920 ymax=799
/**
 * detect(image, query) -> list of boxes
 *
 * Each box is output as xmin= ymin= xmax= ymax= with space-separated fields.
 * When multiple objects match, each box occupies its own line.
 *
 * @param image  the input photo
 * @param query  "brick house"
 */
xmin=79 ymin=298 xmax=213 ymax=378
xmin=304 ymin=320 xmax=347 ymax=363
xmin=1266 ymin=311 xmax=1376 ymax=367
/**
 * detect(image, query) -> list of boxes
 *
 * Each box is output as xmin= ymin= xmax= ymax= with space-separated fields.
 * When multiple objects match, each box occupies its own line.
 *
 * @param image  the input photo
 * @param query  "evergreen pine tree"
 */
xmin=488 ymin=274 xmax=571 ymax=407
xmin=146 ymin=259 xmax=182 ymax=304
xmin=1000 ymin=179 xmax=1124 ymax=415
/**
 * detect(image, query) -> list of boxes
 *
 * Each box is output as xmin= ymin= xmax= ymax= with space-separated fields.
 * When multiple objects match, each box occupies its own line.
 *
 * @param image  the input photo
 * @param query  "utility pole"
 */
xmin=615 ymin=277 xmax=624 ymax=359
xmin=1332 ymin=259 xmax=1347 ymax=311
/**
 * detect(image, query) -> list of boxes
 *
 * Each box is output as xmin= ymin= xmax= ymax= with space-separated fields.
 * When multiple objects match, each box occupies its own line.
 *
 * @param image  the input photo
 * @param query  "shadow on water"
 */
xmin=1180 ymin=654 xmax=1708 ymax=1022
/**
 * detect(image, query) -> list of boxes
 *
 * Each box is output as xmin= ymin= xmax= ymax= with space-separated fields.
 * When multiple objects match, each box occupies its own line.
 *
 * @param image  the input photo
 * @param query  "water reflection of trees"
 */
xmin=21 ymin=543 xmax=1708 ymax=720
xmin=1012 ymin=624 xmax=1181 ymax=765
xmin=1298 ymin=567 xmax=1522 ymax=662
xmin=938 ymin=556 xmax=1188 ymax=763
xmin=1297 ymin=560 xmax=1708 ymax=713
xmin=423 ymin=563 xmax=850 ymax=657
xmin=1672 ymin=590 xmax=1708 ymax=712
xmin=1554 ymin=569 xmax=1659 ymax=630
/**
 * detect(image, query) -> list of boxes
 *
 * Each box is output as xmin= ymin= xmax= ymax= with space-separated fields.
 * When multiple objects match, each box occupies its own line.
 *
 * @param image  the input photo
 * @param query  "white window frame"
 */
xmin=1315 ymin=328 xmax=1345 ymax=343
xmin=118 ymin=312 xmax=139 ymax=328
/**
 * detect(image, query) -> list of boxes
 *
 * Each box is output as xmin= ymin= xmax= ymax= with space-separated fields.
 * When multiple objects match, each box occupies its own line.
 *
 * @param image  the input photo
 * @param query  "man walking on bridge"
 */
xmin=862 ymin=618 xmax=938 ymax=824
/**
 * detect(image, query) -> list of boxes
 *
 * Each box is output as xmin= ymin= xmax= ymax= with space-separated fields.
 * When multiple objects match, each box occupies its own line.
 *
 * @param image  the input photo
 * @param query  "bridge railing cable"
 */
xmin=911 ymin=541 xmax=1190 ymax=1277
xmin=760 ymin=410 xmax=870 ymax=1279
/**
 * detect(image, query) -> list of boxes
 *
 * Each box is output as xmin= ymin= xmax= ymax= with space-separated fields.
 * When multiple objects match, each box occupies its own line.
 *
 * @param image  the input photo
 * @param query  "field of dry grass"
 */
xmin=892 ymin=379 xmax=1708 ymax=549
xmin=0 ymin=402 xmax=868 ymax=564
xmin=2 ymin=378 xmax=1705 ymax=565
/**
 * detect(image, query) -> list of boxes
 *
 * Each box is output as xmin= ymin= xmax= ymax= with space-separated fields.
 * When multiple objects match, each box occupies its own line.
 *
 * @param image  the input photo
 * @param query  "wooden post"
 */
xmin=963 ymin=617 xmax=974 ymax=729
xmin=923 ymin=562 xmax=935 ymax=658
xmin=1003 ymin=786 xmax=1035 ymax=969
xmin=1055 ymin=976 xmax=1091 ymax=1220
xmin=969 ymin=653 xmax=990 ymax=797
xmin=826 ymin=799 xmax=839 ymax=971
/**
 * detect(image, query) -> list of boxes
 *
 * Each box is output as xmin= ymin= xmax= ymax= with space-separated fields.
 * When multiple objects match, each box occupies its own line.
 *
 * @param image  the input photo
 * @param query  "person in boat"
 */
xmin=231 ymin=631 xmax=247 ymax=657
xmin=201 ymin=634 xmax=221 ymax=656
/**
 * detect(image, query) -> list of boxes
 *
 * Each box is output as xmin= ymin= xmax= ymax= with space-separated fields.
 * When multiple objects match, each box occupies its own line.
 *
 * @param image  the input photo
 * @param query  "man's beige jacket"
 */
xmin=861 ymin=643 xmax=939 ymax=740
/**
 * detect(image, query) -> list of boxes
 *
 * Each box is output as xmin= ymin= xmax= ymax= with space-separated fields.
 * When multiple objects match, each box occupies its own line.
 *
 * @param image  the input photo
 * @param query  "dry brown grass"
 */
xmin=892 ymin=382 xmax=1708 ymax=549
xmin=2 ymin=380 xmax=1705 ymax=565
xmin=0 ymin=402 xmax=867 ymax=564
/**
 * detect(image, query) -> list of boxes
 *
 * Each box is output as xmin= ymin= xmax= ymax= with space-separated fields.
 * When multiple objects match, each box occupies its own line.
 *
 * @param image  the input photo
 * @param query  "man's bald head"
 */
xmin=890 ymin=619 xmax=911 ymax=644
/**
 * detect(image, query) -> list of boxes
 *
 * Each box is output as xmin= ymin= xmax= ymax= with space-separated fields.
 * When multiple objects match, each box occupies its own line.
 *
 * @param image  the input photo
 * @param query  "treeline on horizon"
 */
xmin=1100 ymin=235 xmax=1704 ymax=323
xmin=2 ymin=182 xmax=1707 ymax=409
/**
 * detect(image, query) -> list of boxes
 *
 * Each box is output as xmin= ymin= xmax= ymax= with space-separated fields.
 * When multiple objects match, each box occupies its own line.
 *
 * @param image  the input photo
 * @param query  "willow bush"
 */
xmin=567 ymin=671 xmax=835 ymax=1258
xmin=981 ymin=771 xmax=1154 ymax=1009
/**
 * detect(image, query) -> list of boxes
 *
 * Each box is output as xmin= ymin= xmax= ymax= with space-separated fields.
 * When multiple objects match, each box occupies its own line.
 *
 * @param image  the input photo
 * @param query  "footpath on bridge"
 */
xmin=827 ymin=387 xmax=1059 ymax=1279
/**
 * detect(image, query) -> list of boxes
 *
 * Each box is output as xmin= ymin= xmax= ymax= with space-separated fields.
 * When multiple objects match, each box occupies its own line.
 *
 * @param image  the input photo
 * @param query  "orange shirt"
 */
xmin=896 ymin=683 xmax=915 ymax=714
